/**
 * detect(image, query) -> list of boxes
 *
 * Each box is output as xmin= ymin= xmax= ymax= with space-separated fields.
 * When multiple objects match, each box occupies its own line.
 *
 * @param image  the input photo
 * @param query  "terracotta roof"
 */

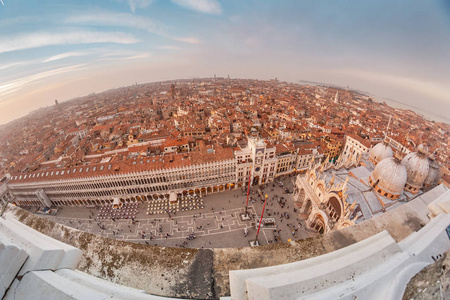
xmin=9 ymin=145 xmax=234 ymax=184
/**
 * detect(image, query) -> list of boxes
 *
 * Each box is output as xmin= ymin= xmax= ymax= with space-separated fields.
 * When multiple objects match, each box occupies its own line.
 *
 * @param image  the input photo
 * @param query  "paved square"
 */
xmin=40 ymin=175 xmax=317 ymax=248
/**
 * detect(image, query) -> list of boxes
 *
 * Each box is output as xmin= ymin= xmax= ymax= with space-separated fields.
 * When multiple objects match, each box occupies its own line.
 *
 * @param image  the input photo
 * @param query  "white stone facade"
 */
xmin=293 ymin=164 xmax=356 ymax=234
xmin=341 ymin=135 xmax=369 ymax=163
xmin=6 ymin=139 xmax=303 ymax=207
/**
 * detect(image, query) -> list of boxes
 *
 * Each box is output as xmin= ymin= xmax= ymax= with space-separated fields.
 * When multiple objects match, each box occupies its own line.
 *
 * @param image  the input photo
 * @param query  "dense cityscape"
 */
xmin=1 ymin=77 xmax=449 ymax=181
xmin=1 ymin=77 xmax=449 ymax=299
xmin=0 ymin=76 xmax=448 ymax=233
xmin=2 ymin=0 xmax=450 ymax=298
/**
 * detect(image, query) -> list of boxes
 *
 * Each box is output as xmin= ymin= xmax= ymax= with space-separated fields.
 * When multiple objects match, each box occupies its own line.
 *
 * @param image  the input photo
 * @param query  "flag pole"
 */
xmin=255 ymin=194 xmax=268 ymax=244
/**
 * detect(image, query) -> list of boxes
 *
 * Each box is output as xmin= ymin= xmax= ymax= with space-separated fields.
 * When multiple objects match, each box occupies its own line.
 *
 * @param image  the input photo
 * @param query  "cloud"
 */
xmin=171 ymin=36 xmax=201 ymax=44
xmin=171 ymin=0 xmax=222 ymax=14
xmin=43 ymin=51 xmax=90 ymax=63
xmin=66 ymin=12 xmax=163 ymax=34
xmin=125 ymin=52 xmax=151 ymax=59
xmin=0 ymin=64 xmax=86 ymax=103
xmin=0 ymin=16 xmax=43 ymax=27
xmin=66 ymin=12 xmax=200 ymax=44
xmin=116 ymin=0 xmax=154 ymax=13
xmin=100 ymin=49 xmax=140 ymax=58
xmin=98 ymin=51 xmax=151 ymax=60
xmin=0 ymin=31 xmax=138 ymax=54
xmin=0 ymin=62 xmax=27 ymax=71
xmin=158 ymin=45 xmax=181 ymax=50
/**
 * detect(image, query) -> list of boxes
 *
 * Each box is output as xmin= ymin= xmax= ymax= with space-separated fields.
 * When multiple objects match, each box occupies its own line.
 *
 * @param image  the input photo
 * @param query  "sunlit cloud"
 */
xmin=171 ymin=0 xmax=222 ymax=14
xmin=125 ymin=52 xmax=151 ymax=59
xmin=115 ymin=0 xmax=154 ymax=13
xmin=65 ymin=12 xmax=200 ymax=44
xmin=98 ymin=51 xmax=151 ymax=61
xmin=0 ymin=64 xmax=86 ymax=103
xmin=171 ymin=36 xmax=201 ymax=44
xmin=43 ymin=51 xmax=90 ymax=63
xmin=0 ymin=62 xmax=27 ymax=71
xmin=66 ymin=12 xmax=163 ymax=33
xmin=0 ymin=31 xmax=139 ymax=54
xmin=100 ymin=49 xmax=141 ymax=58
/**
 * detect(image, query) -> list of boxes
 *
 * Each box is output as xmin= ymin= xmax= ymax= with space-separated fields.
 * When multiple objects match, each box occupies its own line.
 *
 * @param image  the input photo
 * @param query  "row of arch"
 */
xmin=12 ymin=174 xmax=238 ymax=202
xmin=14 ymin=183 xmax=237 ymax=207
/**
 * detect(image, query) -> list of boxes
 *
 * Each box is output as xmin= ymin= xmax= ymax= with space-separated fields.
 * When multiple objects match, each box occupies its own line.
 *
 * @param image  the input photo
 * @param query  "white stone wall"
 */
xmin=8 ymin=158 xmax=237 ymax=207
xmin=342 ymin=135 xmax=369 ymax=162
xmin=229 ymin=212 xmax=450 ymax=300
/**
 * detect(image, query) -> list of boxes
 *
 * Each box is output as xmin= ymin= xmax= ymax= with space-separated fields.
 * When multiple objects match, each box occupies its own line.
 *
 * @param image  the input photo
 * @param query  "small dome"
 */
xmin=424 ymin=158 xmax=440 ymax=188
xmin=370 ymin=157 xmax=407 ymax=196
xmin=369 ymin=142 xmax=393 ymax=164
xmin=401 ymin=150 xmax=429 ymax=190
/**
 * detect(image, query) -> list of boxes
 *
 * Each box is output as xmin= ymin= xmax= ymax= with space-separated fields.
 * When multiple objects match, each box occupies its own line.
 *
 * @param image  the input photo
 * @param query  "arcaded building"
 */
xmin=5 ymin=138 xmax=314 ymax=208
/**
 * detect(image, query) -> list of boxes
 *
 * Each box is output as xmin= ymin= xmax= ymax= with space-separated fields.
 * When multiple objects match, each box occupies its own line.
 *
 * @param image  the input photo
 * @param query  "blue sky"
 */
xmin=0 ymin=0 xmax=449 ymax=124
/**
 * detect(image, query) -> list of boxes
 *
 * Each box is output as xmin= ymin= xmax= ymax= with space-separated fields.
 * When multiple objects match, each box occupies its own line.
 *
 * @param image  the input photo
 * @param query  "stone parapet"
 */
xmin=228 ymin=210 xmax=450 ymax=300
xmin=0 ymin=232 xmax=28 ymax=298
xmin=4 ymin=270 xmax=186 ymax=300
xmin=0 ymin=217 xmax=82 ymax=276
xmin=230 ymin=231 xmax=400 ymax=299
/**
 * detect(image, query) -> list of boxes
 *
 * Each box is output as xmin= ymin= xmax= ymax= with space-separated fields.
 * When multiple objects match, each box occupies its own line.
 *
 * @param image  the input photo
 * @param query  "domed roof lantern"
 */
xmin=417 ymin=144 xmax=428 ymax=155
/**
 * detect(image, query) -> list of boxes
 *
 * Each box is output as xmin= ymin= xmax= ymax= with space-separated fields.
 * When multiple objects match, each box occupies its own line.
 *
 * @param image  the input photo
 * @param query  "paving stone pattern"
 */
xmin=41 ymin=175 xmax=317 ymax=248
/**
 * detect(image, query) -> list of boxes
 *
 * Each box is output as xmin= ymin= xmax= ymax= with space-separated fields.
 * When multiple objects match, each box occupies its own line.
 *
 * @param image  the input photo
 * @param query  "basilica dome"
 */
xmin=401 ymin=144 xmax=430 ymax=193
xmin=369 ymin=157 xmax=407 ymax=198
xmin=369 ymin=141 xmax=393 ymax=165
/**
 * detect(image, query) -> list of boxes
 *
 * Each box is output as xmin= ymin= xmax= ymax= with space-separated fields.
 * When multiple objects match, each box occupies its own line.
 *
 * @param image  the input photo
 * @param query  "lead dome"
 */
xmin=369 ymin=141 xmax=393 ymax=165
xmin=369 ymin=157 xmax=407 ymax=199
xmin=401 ymin=144 xmax=430 ymax=194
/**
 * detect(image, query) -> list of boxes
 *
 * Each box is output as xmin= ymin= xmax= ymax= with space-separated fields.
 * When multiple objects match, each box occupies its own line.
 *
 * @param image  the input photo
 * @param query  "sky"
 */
xmin=0 ymin=0 xmax=449 ymax=125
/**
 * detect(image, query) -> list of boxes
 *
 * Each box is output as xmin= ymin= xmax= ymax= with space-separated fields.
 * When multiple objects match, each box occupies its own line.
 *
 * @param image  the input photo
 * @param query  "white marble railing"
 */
xmin=228 ymin=208 xmax=450 ymax=300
